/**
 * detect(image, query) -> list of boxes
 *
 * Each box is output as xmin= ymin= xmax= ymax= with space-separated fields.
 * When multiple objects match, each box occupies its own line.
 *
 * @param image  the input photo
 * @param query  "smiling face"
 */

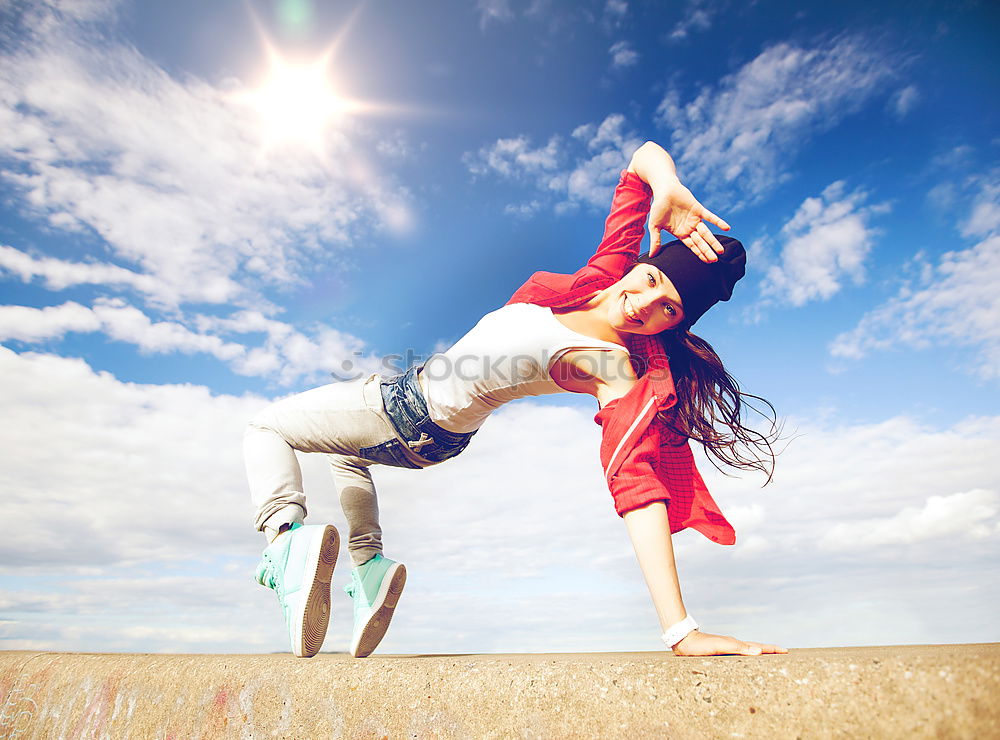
xmin=606 ymin=263 xmax=686 ymax=336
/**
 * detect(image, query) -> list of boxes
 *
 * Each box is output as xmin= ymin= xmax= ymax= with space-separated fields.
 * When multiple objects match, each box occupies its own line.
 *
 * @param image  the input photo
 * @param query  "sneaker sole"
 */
xmin=296 ymin=525 xmax=340 ymax=658
xmin=352 ymin=563 xmax=406 ymax=658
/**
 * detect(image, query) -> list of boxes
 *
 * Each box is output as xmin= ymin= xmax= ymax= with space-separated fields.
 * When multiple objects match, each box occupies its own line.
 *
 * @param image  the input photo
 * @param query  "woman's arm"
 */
xmin=624 ymin=501 xmax=787 ymax=656
xmin=622 ymin=501 xmax=687 ymax=631
xmin=595 ymin=371 xmax=785 ymax=656
xmin=627 ymin=141 xmax=731 ymax=263
xmin=626 ymin=141 xmax=682 ymax=199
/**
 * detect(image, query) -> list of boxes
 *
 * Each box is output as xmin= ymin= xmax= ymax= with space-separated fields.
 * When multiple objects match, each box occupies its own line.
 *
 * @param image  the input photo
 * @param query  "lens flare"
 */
xmin=276 ymin=0 xmax=312 ymax=33
xmin=233 ymin=5 xmax=418 ymax=159
xmin=237 ymin=48 xmax=344 ymax=152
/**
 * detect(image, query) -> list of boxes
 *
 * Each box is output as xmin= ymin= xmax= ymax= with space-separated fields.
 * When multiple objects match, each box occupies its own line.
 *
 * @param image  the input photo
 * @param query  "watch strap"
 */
xmin=661 ymin=614 xmax=699 ymax=648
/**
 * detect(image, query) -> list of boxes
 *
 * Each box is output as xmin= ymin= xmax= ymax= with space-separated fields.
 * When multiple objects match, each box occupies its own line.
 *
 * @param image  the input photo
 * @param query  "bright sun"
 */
xmin=241 ymin=50 xmax=345 ymax=151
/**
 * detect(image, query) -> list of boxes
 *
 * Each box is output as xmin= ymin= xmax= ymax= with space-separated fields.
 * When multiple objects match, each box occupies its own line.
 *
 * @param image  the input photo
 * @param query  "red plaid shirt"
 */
xmin=505 ymin=170 xmax=736 ymax=545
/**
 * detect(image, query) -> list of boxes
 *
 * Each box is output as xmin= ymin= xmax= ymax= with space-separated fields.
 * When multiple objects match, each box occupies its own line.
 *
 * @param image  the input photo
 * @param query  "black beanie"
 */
xmin=637 ymin=235 xmax=746 ymax=328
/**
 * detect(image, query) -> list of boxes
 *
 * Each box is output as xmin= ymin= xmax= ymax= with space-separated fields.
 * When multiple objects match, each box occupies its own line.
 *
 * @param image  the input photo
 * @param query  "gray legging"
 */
xmin=244 ymin=370 xmax=472 ymax=566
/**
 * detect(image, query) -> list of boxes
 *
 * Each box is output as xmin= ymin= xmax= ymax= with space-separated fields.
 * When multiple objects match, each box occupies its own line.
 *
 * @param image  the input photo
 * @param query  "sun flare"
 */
xmin=241 ymin=49 xmax=345 ymax=151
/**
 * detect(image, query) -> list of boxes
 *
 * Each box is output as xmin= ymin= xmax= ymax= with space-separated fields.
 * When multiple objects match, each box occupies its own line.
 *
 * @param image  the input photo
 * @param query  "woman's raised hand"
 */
xmin=672 ymin=629 xmax=787 ymax=657
xmin=648 ymin=180 xmax=731 ymax=263
xmin=627 ymin=141 xmax=731 ymax=263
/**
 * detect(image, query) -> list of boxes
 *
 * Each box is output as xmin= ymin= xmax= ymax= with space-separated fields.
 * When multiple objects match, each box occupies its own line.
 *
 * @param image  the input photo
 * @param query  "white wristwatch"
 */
xmin=661 ymin=614 xmax=699 ymax=648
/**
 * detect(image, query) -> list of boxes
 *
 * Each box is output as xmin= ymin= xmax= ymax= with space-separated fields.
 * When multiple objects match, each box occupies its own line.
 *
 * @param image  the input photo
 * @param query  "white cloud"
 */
xmin=658 ymin=36 xmax=896 ymax=207
xmin=961 ymin=176 xmax=1000 ymax=238
xmin=0 ymin=300 xmax=376 ymax=385
xmin=821 ymin=489 xmax=999 ymax=550
xmin=830 ymin=234 xmax=1000 ymax=378
xmin=473 ymin=0 xmax=582 ymax=34
xmin=598 ymin=0 xmax=628 ymax=32
xmin=699 ymin=414 xmax=1000 ymax=553
xmin=0 ymin=302 xmax=100 ymax=342
xmin=609 ymin=40 xmax=638 ymax=68
xmin=465 ymin=113 xmax=643 ymax=212
xmin=605 ymin=0 xmax=628 ymax=18
xmin=93 ymin=298 xmax=246 ymax=361
xmin=0 ymin=346 xmax=998 ymax=653
xmin=0 ymin=1 xmax=412 ymax=309
xmin=891 ymin=85 xmax=921 ymax=118
xmin=0 ymin=300 xmax=244 ymax=361
xmin=27 ymin=0 xmax=120 ymax=24
xmin=759 ymin=181 xmax=887 ymax=306
xmin=476 ymin=0 xmax=514 ymax=29
xmin=563 ymin=115 xmax=644 ymax=208
xmin=678 ymin=410 xmax=1000 ymax=648
xmin=573 ymin=112 xmax=636 ymax=152
xmin=504 ymin=200 xmax=544 ymax=218
xmin=0 ymin=346 xmax=264 ymax=572
xmin=831 ymin=175 xmax=1000 ymax=379
xmin=667 ymin=0 xmax=714 ymax=42
xmin=194 ymin=308 xmax=376 ymax=385
xmin=0 ymin=244 xmax=163 ymax=298
xmin=465 ymin=135 xmax=562 ymax=178
xmin=928 ymin=145 xmax=976 ymax=173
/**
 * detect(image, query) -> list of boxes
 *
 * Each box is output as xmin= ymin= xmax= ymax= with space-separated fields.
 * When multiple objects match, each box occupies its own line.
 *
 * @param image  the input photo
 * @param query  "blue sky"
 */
xmin=0 ymin=0 xmax=997 ymax=655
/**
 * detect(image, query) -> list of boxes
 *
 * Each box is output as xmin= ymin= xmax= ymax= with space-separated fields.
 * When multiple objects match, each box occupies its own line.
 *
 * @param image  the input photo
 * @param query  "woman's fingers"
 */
xmin=649 ymin=225 xmax=663 ymax=256
xmin=714 ymin=634 xmax=786 ymax=656
xmin=695 ymin=221 xmax=725 ymax=255
xmin=744 ymin=641 xmax=788 ymax=655
xmin=651 ymin=196 xmax=731 ymax=262
xmin=684 ymin=230 xmax=717 ymax=263
xmin=759 ymin=643 xmax=788 ymax=654
xmin=699 ymin=206 xmax=731 ymax=232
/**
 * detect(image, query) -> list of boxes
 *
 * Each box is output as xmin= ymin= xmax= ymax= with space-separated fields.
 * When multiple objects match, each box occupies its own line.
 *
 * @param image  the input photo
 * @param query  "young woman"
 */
xmin=244 ymin=141 xmax=786 ymax=659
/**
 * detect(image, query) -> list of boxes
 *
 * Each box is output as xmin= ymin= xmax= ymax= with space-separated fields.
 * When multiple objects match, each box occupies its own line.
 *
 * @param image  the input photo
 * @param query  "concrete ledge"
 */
xmin=0 ymin=644 xmax=997 ymax=738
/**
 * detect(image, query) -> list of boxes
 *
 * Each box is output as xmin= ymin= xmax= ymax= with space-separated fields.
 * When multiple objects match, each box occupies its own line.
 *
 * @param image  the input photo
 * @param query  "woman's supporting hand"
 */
xmin=672 ymin=630 xmax=788 ymax=657
xmin=620 ymin=503 xmax=786 ymax=659
xmin=627 ymin=141 xmax=731 ymax=263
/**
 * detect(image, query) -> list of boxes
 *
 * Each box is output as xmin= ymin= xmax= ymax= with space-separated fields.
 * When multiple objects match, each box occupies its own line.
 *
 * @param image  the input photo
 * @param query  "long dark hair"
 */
xmin=656 ymin=329 xmax=779 ymax=483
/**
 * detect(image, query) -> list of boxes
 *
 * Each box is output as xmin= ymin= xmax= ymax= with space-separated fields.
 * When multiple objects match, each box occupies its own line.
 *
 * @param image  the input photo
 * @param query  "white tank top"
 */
xmin=417 ymin=303 xmax=627 ymax=433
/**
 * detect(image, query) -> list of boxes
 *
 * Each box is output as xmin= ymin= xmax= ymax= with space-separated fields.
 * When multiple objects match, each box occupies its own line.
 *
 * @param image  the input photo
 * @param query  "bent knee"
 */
xmin=245 ymin=403 xmax=281 ymax=436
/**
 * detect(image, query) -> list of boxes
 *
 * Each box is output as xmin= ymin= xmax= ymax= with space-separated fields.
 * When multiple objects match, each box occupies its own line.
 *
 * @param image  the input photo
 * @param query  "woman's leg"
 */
xmin=329 ymin=453 xmax=382 ymax=566
xmin=244 ymin=375 xmax=398 ymax=540
xmin=244 ymin=419 xmax=308 ymax=539
xmin=329 ymin=452 xmax=408 ymax=658
xmin=245 ymin=374 xmax=421 ymax=658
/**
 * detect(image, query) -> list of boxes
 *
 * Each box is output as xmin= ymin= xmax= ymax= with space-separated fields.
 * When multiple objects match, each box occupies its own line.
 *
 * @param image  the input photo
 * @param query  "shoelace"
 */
xmin=344 ymin=577 xmax=371 ymax=604
xmin=255 ymin=554 xmax=284 ymax=596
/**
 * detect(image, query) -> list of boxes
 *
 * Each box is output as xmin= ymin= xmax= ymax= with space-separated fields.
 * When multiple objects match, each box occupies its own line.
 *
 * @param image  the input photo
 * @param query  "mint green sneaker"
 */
xmin=255 ymin=523 xmax=339 ymax=657
xmin=344 ymin=553 xmax=406 ymax=658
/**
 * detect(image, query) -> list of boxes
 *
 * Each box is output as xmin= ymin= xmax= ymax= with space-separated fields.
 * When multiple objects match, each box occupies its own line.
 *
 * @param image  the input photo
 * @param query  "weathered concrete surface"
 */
xmin=0 ymin=644 xmax=997 ymax=739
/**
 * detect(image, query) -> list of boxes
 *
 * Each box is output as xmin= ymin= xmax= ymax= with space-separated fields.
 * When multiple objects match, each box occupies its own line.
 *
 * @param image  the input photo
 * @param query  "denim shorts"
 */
xmin=377 ymin=364 xmax=476 ymax=466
